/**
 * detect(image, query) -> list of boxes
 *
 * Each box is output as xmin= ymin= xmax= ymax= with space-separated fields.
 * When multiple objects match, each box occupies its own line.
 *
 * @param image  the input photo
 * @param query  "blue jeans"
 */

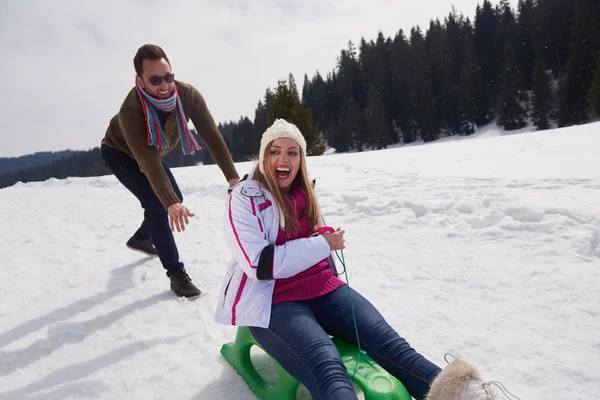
xmin=101 ymin=144 xmax=184 ymax=276
xmin=250 ymin=286 xmax=441 ymax=400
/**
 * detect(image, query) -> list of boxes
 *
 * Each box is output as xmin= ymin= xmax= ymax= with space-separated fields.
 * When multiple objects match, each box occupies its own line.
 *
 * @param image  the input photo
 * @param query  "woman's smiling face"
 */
xmin=268 ymin=137 xmax=301 ymax=192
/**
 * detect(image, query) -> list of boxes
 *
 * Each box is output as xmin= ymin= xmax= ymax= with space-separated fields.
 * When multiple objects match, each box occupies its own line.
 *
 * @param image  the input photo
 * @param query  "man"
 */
xmin=101 ymin=44 xmax=239 ymax=299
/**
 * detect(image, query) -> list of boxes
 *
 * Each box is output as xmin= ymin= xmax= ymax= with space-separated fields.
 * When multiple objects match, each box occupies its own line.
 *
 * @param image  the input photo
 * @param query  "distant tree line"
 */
xmin=0 ymin=150 xmax=74 ymax=175
xmin=0 ymin=130 xmax=211 ymax=189
xmin=1 ymin=0 xmax=599 ymax=189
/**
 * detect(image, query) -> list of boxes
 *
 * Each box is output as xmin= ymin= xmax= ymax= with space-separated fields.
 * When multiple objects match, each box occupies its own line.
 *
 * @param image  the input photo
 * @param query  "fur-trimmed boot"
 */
xmin=425 ymin=356 xmax=519 ymax=400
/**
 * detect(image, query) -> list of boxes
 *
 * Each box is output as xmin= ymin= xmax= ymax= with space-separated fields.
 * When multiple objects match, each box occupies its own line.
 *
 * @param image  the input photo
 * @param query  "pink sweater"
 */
xmin=272 ymin=185 xmax=346 ymax=304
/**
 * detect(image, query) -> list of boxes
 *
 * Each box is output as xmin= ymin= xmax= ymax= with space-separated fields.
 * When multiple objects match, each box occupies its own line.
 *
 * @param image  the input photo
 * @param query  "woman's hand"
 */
xmin=322 ymin=228 xmax=345 ymax=251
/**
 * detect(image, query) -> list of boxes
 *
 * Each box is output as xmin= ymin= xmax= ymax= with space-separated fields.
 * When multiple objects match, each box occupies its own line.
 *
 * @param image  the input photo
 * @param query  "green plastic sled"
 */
xmin=220 ymin=326 xmax=411 ymax=400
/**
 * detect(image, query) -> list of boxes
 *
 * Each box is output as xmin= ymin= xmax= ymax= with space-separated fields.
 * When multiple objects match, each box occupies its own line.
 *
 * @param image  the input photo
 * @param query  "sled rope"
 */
xmin=335 ymin=249 xmax=367 ymax=379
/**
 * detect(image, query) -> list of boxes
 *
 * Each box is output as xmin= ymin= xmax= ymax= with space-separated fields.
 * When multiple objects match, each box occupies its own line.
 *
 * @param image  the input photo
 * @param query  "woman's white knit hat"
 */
xmin=258 ymin=119 xmax=307 ymax=175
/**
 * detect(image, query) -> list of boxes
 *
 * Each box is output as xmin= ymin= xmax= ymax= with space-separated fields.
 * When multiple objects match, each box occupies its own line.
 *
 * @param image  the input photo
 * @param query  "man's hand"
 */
xmin=167 ymin=203 xmax=195 ymax=232
xmin=228 ymin=178 xmax=240 ymax=188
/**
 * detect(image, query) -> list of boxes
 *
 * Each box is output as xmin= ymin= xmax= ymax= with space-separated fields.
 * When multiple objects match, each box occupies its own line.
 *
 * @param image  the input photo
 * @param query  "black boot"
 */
xmin=126 ymin=234 xmax=157 ymax=257
xmin=169 ymin=268 xmax=201 ymax=298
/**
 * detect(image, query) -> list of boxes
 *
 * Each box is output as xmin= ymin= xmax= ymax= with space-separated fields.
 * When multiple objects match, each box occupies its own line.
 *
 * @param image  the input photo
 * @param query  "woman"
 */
xmin=215 ymin=119 xmax=507 ymax=400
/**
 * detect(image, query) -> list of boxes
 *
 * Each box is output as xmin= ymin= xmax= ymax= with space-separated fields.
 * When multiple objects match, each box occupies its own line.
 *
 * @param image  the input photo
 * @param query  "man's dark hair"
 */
xmin=133 ymin=44 xmax=171 ymax=76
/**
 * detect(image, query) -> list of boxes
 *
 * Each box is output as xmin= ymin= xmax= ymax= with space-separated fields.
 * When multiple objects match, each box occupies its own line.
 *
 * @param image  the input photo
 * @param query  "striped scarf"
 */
xmin=135 ymin=82 xmax=202 ymax=155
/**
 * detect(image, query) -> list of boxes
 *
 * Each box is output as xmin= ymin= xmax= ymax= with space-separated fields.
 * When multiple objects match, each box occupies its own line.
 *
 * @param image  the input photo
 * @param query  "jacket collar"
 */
xmin=228 ymin=168 xmax=264 ymax=197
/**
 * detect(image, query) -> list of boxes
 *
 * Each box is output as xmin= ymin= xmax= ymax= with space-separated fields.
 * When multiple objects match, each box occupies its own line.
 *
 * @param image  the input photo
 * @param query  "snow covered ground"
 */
xmin=1 ymin=122 xmax=599 ymax=400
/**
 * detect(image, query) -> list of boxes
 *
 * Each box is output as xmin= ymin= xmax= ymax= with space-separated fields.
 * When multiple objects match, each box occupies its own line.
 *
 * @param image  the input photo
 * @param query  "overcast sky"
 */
xmin=0 ymin=0 xmax=518 ymax=158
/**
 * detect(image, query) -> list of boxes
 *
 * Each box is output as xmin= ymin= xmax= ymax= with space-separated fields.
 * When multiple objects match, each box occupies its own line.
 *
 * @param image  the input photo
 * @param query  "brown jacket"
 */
xmin=103 ymin=80 xmax=238 ymax=209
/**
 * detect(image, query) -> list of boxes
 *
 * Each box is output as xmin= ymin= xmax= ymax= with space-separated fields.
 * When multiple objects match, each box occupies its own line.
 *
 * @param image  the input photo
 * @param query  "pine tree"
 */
xmin=474 ymin=0 xmax=498 ymax=121
xmin=390 ymin=29 xmax=413 ymax=143
xmin=445 ymin=9 xmax=465 ymax=87
xmin=308 ymin=72 xmax=327 ymax=131
xmin=427 ymin=19 xmax=456 ymax=135
xmin=364 ymin=84 xmax=390 ymax=149
xmin=253 ymin=88 xmax=274 ymax=154
xmin=325 ymin=122 xmax=342 ymax=154
xmin=533 ymin=0 xmax=576 ymax=78
xmin=558 ymin=0 xmax=599 ymax=126
xmin=253 ymin=100 xmax=269 ymax=152
xmin=288 ymin=73 xmax=299 ymax=99
xmin=268 ymin=78 xmax=325 ymax=156
xmin=359 ymin=32 xmax=399 ymax=146
xmin=337 ymin=41 xmax=365 ymax=111
xmin=457 ymin=60 xmax=479 ymax=135
xmin=587 ymin=55 xmax=600 ymax=119
xmin=531 ymin=54 xmax=553 ymax=130
xmin=409 ymin=27 xmax=437 ymax=142
xmin=338 ymin=97 xmax=361 ymax=152
xmin=231 ymin=117 xmax=255 ymax=162
xmin=336 ymin=44 xmax=367 ymax=150
xmin=217 ymin=121 xmax=236 ymax=146
xmin=516 ymin=0 xmax=536 ymax=88
xmin=475 ymin=1 xmax=499 ymax=85
xmin=497 ymin=42 xmax=528 ymax=130
xmin=495 ymin=0 xmax=518 ymax=85
xmin=324 ymin=72 xmax=341 ymax=138
xmin=496 ymin=0 xmax=517 ymax=51
xmin=370 ymin=33 xmax=397 ymax=143
xmin=301 ymin=74 xmax=311 ymax=109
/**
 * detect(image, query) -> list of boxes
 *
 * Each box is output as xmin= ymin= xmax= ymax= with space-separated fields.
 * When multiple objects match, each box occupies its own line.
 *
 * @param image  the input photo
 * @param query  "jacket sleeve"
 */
xmin=186 ymin=86 xmax=239 ymax=182
xmin=224 ymin=189 xmax=331 ymax=280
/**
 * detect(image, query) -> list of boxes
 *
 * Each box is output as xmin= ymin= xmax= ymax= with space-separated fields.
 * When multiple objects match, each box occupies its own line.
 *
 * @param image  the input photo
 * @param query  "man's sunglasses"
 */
xmin=146 ymin=73 xmax=175 ymax=86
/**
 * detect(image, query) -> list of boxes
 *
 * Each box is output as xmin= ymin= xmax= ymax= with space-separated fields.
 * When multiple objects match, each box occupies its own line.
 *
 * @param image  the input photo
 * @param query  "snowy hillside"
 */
xmin=1 ymin=122 xmax=599 ymax=400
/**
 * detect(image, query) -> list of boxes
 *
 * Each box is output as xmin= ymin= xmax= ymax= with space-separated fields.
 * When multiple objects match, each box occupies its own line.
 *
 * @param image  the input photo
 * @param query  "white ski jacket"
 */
xmin=214 ymin=169 xmax=339 ymax=328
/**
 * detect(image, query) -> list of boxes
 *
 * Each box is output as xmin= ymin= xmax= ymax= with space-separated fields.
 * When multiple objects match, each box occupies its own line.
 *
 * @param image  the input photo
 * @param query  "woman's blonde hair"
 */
xmin=253 ymin=142 xmax=322 ymax=234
